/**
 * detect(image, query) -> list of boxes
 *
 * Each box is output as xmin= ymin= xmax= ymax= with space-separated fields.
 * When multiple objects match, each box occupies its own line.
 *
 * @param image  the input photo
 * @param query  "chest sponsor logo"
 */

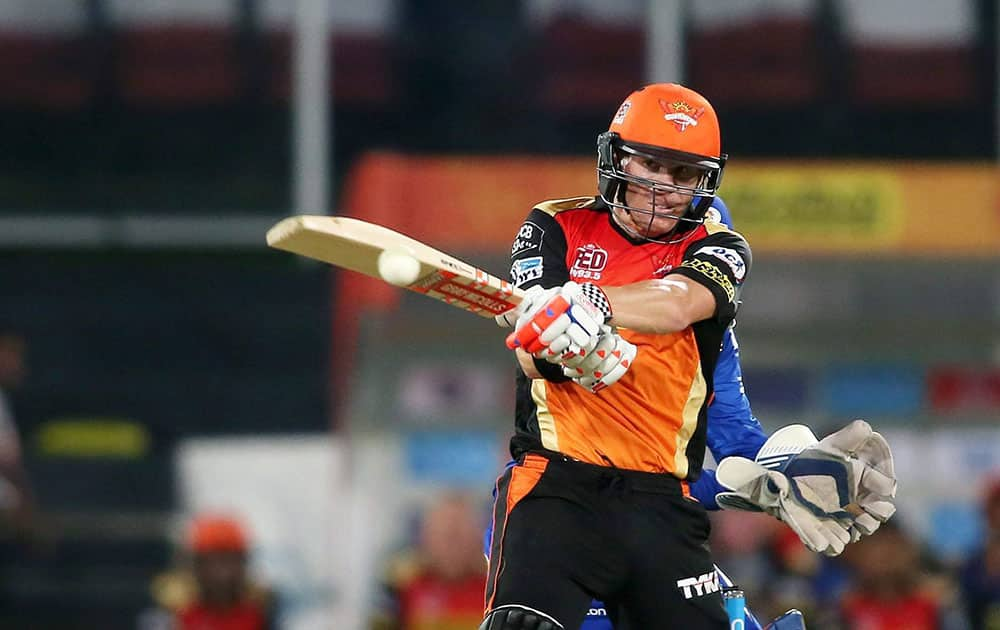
xmin=693 ymin=246 xmax=746 ymax=281
xmin=676 ymin=570 xmax=719 ymax=599
xmin=511 ymin=221 xmax=544 ymax=257
xmin=510 ymin=256 xmax=543 ymax=287
xmin=570 ymin=244 xmax=608 ymax=280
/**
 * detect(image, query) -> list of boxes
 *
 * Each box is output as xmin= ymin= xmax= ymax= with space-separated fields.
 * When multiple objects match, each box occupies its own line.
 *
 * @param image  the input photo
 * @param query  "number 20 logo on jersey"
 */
xmin=570 ymin=244 xmax=608 ymax=280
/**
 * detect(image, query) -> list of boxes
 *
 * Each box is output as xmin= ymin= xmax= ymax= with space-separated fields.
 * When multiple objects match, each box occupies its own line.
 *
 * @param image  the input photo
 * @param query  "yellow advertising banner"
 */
xmin=341 ymin=153 xmax=999 ymax=256
xmin=723 ymin=162 xmax=999 ymax=255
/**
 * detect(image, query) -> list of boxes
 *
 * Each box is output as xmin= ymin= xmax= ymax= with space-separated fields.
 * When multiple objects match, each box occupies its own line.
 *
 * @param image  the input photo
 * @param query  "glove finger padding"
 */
xmin=815 ymin=421 xmax=896 ymax=495
xmin=546 ymin=325 xmax=617 ymax=370
xmin=535 ymin=304 xmax=602 ymax=361
xmin=562 ymin=329 xmax=637 ymax=394
xmin=798 ymin=420 xmax=897 ymax=527
xmin=817 ymin=519 xmax=851 ymax=556
xmin=851 ymin=512 xmax=882 ymax=537
xmin=562 ymin=327 xmax=615 ymax=374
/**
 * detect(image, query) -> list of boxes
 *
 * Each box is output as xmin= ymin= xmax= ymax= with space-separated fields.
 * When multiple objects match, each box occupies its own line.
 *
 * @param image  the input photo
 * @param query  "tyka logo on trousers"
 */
xmin=676 ymin=571 xmax=719 ymax=599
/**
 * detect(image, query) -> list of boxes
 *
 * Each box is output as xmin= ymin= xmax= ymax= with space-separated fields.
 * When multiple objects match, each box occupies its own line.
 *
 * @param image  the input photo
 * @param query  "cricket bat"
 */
xmin=266 ymin=215 xmax=523 ymax=318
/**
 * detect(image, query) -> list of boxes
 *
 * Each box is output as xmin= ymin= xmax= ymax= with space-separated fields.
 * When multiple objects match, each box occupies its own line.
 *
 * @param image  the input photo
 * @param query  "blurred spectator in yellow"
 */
xmin=370 ymin=492 xmax=487 ymax=630
xmin=839 ymin=519 xmax=966 ymax=630
xmin=960 ymin=478 xmax=1000 ymax=629
xmin=0 ymin=328 xmax=35 ymax=538
xmin=148 ymin=514 xmax=276 ymax=630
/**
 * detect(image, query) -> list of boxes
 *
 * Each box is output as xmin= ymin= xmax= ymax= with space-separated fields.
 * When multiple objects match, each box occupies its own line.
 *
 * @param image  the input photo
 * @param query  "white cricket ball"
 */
xmin=377 ymin=249 xmax=422 ymax=287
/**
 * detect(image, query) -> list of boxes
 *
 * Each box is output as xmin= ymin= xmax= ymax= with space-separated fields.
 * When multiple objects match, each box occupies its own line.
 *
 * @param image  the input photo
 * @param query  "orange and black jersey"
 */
xmin=508 ymin=196 xmax=752 ymax=480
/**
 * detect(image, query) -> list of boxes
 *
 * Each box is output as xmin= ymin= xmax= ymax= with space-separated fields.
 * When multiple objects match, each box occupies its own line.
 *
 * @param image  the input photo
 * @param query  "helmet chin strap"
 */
xmin=609 ymin=191 xmax=701 ymax=245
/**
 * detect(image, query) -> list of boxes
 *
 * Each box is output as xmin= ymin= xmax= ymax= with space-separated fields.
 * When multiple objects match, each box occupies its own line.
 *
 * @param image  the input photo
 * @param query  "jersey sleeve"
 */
xmin=508 ymin=209 xmax=571 ymax=381
xmin=706 ymin=328 xmax=766 ymax=461
xmin=508 ymin=208 xmax=570 ymax=291
xmin=669 ymin=231 xmax=751 ymax=324
xmin=691 ymin=328 xmax=767 ymax=510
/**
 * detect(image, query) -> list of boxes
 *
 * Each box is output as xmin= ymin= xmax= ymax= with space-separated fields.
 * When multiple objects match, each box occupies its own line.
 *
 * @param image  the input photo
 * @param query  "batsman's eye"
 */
xmin=640 ymin=158 xmax=665 ymax=173
xmin=669 ymin=166 xmax=701 ymax=184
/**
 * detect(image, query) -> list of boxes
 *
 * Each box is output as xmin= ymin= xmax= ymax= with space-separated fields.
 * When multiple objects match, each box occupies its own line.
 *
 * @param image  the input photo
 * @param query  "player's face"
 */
xmin=616 ymin=155 xmax=699 ymax=238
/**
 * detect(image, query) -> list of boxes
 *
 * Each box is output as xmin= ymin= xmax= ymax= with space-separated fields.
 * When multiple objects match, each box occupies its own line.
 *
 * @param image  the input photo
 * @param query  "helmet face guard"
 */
xmin=597 ymin=131 xmax=727 ymax=240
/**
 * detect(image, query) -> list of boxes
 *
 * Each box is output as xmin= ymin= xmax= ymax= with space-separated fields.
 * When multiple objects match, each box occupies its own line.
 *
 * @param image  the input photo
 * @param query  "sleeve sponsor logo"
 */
xmin=511 ymin=221 xmax=544 ymax=257
xmin=680 ymin=259 xmax=735 ymax=303
xmin=569 ymin=244 xmax=608 ymax=281
xmin=510 ymin=256 xmax=543 ymax=287
xmin=693 ymin=246 xmax=746 ymax=281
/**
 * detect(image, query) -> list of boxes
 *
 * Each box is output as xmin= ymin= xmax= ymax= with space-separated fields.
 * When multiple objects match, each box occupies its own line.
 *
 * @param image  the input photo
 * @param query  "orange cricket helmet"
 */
xmin=597 ymin=83 xmax=727 ymax=236
xmin=188 ymin=514 xmax=248 ymax=554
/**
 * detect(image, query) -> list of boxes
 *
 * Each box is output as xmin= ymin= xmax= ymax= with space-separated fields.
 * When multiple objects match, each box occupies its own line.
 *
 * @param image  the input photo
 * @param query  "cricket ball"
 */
xmin=377 ymin=250 xmax=422 ymax=287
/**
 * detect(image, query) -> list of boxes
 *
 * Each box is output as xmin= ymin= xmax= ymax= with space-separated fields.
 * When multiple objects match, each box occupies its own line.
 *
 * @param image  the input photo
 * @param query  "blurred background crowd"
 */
xmin=0 ymin=0 xmax=997 ymax=628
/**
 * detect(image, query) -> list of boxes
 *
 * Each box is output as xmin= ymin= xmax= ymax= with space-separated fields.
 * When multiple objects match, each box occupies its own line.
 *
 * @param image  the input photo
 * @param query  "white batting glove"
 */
xmin=504 ymin=281 xmax=612 ymax=355
xmin=561 ymin=326 xmax=637 ymax=393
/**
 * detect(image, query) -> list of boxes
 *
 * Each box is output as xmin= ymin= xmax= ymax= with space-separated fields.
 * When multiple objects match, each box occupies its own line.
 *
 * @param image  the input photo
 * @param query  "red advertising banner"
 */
xmin=929 ymin=368 xmax=1000 ymax=413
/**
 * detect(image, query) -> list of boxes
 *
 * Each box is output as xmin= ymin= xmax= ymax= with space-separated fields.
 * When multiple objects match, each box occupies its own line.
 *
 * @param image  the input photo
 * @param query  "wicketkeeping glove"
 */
xmin=788 ymin=419 xmax=897 ymax=540
xmin=716 ymin=456 xmax=853 ymax=556
xmin=715 ymin=420 xmax=897 ymax=555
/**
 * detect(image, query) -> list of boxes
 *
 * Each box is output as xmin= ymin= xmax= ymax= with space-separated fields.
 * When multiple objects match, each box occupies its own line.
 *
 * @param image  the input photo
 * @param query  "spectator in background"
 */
xmin=148 ymin=514 xmax=276 ymax=630
xmin=370 ymin=492 xmax=487 ymax=630
xmin=839 ymin=519 xmax=967 ymax=630
xmin=960 ymin=478 xmax=1000 ymax=629
xmin=758 ymin=524 xmax=853 ymax=629
xmin=0 ymin=328 xmax=34 ymax=537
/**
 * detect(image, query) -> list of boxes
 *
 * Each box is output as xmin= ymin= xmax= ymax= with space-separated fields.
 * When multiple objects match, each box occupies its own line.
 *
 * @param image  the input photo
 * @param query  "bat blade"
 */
xmin=266 ymin=215 xmax=523 ymax=318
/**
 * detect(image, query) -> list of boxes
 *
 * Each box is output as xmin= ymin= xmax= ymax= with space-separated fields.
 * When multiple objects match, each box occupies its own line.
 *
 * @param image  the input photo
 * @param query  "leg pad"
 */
xmin=480 ymin=605 xmax=564 ymax=630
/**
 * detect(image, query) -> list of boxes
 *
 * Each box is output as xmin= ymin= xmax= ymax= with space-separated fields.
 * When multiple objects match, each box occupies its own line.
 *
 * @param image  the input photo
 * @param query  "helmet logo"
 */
xmin=659 ymin=99 xmax=704 ymax=132
xmin=612 ymin=101 xmax=631 ymax=124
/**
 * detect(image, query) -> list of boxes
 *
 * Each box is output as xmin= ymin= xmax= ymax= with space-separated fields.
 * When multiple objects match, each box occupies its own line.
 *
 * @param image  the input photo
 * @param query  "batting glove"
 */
xmin=505 ymin=281 xmax=612 ymax=356
xmin=559 ymin=325 xmax=637 ymax=393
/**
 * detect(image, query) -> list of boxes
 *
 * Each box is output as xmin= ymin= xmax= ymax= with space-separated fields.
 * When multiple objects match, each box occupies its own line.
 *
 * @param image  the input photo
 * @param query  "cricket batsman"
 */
xmin=482 ymin=83 xmax=897 ymax=629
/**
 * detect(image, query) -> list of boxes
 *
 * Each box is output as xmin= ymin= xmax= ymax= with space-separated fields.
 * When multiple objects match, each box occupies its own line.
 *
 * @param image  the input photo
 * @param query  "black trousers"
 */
xmin=485 ymin=452 xmax=728 ymax=629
